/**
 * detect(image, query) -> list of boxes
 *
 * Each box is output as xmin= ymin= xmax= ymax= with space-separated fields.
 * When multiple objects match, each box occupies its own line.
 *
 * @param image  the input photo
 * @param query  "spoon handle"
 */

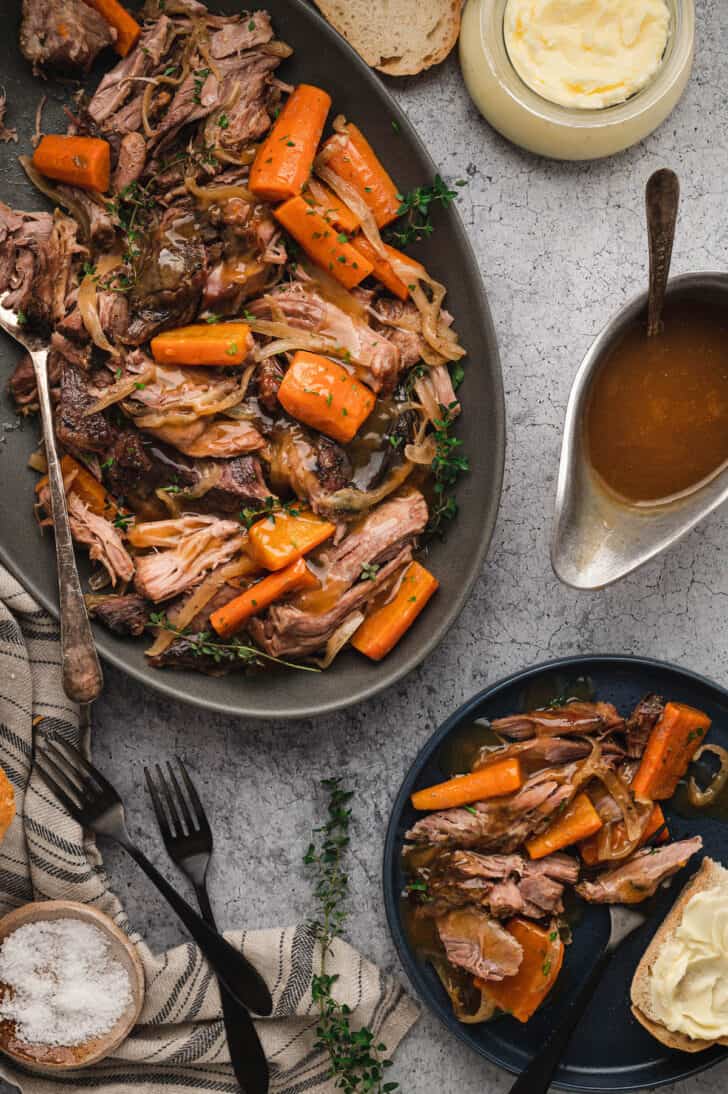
xmin=32 ymin=347 xmax=104 ymax=704
xmin=646 ymin=168 xmax=680 ymax=337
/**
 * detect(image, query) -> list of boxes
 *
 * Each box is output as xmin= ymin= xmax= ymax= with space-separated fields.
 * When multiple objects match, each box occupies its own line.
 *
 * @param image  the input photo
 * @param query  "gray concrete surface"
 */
xmin=5 ymin=1 xmax=728 ymax=1091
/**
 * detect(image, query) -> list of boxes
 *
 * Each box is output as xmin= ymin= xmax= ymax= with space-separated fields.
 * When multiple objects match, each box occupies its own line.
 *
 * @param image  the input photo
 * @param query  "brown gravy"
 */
xmin=585 ymin=296 xmax=728 ymax=503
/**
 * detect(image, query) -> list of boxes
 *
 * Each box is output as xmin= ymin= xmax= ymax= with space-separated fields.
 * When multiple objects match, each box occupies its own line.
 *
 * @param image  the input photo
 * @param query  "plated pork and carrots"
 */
xmin=402 ymin=694 xmax=723 ymax=1025
xmin=3 ymin=0 xmax=468 ymax=675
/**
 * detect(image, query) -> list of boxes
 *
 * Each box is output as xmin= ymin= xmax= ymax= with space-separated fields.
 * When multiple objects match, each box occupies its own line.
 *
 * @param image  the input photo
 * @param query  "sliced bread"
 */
xmin=312 ymin=1 xmax=462 ymax=76
xmin=631 ymin=857 xmax=728 ymax=1052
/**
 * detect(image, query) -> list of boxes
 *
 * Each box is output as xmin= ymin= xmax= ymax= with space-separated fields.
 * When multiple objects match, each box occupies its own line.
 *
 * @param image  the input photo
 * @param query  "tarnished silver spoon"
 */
xmin=646 ymin=168 xmax=680 ymax=337
xmin=0 ymin=299 xmax=103 ymax=703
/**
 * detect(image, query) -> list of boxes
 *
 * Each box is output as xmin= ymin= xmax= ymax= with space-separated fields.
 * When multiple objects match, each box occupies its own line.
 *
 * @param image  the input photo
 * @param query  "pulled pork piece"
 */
xmin=124 ymin=209 xmax=206 ymax=344
xmin=436 ymin=909 xmax=523 ymax=982
xmin=624 ymin=694 xmax=664 ymax=759
xmin=492 ymin=700 xmax=624 ymax=741
xmin=406 ymin=765 xmax=582 ymax=852
xmin=269 ymin=428 xmax=353 ymax=515
xmin=56 ymin=364 xmax=114 ymax=455
xmin=0 ymin=203 xmax=80 ymax=327
xmin=248 ymin=284 xmax=402 ymax=393
xmin=133 ymin=516 xmax=246 ymax=602
xmin=255 ymin=358 xmax=283 ymax=412
xmin=576 ymin=837 xmax=702 ymax=904
xmin=415 ymin=366 xmax=460 ymax=423
xmin=112 ymin=132 xmax=147 ymax=193
xmin=249 ymin=491 xmax=428 ymax=657
xmin=104 ymin=430 xmax=152 ymax=496
xmin=55 ymin=186 xmax=116 ymax=248
xmin=66 ymin=495 xmax=134 ymax=587
xmin=152 ymin=419 xmax=265 ymax=459
xmin=473 ymin=736 xmax=620 ymax=772
xmin=86 ymin=593 xmax=149 ymax=636
xmin=420 ymin=850 xmax=579 ymax=919
xmin=8 ymin=350 xmax=62 ymax=412
xmin=87 ymin=16 xmax=171 ymax=129
xmin=20 ymin=0 xmax=115 ymax=75
xmin=0 ymin=93 xmax=17 ymax=144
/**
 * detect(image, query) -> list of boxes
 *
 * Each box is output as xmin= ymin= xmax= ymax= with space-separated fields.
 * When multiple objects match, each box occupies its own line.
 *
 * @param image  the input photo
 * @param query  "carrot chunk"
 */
xmin=320 ymin=123 xmax=401 ymax=228
xmin=32 ymin=135 xmax=110 ymax=193
xmin=249 ymin=84 xmax=331 ymax=202
xmin=36 ymin=455 xmax=118 ymax=519
xmin=210 ymin=558 xmax=319 ymax=638
xmin=150 ymin=322 xmax=252 ymax=366
xmin=526 ymin=792 xmax=603 ymax=860
xmin=248 ymin=509 xmax=336 ymax=571
xmin=274 ymin=196 xmax=373 ymax=289
xmin=632 ymin=701 xmax=712 ymax=801
xmin=277 ymin=351 xmax=376 ymax=444
xmin=480 ymin=919 xmax=564 ymax=1023
xmin=84 ymin=0 xmax=141 ymax=55
xmin=411 ymin=758 xmax=522 ymax=812
xmin=303 ymin=178 xmax=360 ymax=234
xmin=351 ymin=237 xmax=415 ymax=300
xmin=351 ymin=561 xmax=439 ymax=662
xmin=579 ymin=804 xmax=668 ymax=866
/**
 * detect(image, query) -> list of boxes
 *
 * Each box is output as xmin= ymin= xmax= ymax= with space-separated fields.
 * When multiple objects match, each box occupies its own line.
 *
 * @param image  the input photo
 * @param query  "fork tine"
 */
xmin=47 ymin=736 xmax=117 ymax=797
xmin=156 ymin=763 xmax=183 ymax=838
xmin=176 ymin=757 xmax=211 ymax=838
xmin=166 ymin=762 xmax=194 ymax=833
xmin=35 ymin=755 xmax=84 ymax=817
xmin=39 ymin=741 xmax=86 ymax=796
xmin=144 ymin=766 xmax=172 ymax=843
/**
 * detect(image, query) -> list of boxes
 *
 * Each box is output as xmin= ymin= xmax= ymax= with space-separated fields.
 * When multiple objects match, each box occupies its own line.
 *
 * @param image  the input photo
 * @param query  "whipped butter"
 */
xmin=649 ymin=883 xmax=728 ymax=1041
xmin=504 ymin=0 xmax=672 ymax=110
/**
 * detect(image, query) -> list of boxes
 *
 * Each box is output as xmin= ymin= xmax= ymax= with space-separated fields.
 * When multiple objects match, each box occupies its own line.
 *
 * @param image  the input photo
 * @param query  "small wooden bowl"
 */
xmin=0 ymin=900 xmax=145 ymax=1073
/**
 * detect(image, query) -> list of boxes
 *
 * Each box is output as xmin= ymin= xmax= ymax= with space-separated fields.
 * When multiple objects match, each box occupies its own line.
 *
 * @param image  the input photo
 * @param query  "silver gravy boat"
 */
xmin=551 ymin=272 xmax=728 ymax=590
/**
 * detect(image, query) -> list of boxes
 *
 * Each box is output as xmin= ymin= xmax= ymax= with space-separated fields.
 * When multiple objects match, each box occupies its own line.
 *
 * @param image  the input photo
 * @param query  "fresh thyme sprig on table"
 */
xmin=304 ymin=779 xmax=398 ymax=1093
xmin=146 ymin=613 xmax=319 ymax=672
xmin=387 ymin=175 xmax=466 ymax=247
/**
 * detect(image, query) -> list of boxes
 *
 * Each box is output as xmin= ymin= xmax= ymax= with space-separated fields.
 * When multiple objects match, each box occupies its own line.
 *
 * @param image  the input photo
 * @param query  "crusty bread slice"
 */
xmin=631 ymin=857 xmax=728 ymax=1053
xmin=312 ymin=1 xmax=461 ymax=76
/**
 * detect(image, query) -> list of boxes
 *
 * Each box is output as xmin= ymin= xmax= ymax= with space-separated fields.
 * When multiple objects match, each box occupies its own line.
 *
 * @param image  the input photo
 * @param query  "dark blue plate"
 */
xmin=383 ymin=656 xmax=728 ymax=1092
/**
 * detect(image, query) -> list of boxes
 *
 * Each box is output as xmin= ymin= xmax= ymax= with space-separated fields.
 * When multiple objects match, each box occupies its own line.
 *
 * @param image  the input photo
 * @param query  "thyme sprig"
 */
xmin=426 ymin=401 xmax=469 ymax=538
xmin=239 ymin=495 xmax=301 ymax=528
xmin=146 ymin=613 xmax=319 ymax=672
xmin=388 ymin=176 xmax=466 ymax=247
xmin=305 ymin=779 xmax=398 ymax=1093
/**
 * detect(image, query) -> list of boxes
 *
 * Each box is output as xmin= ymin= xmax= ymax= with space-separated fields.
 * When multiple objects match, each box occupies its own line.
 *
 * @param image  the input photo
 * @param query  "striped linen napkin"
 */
xmin=0 ymin=564 xmax=418 ymax=1093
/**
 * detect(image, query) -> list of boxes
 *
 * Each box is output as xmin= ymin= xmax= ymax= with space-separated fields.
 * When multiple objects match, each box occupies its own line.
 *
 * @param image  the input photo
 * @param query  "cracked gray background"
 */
xmin=4 ymin=1 xmax=728 ymax=1091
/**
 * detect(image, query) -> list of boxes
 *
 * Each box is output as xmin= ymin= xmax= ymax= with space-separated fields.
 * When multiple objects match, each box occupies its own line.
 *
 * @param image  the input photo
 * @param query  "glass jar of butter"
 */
xmin=459 ymin=0 xmax=694 ymax=160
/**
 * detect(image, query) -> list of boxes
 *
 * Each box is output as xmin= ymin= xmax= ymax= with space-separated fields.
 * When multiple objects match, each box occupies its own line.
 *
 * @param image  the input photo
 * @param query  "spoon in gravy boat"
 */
xmin=646 ymin=168 xmax=680 ymax=337
xmin=551 ymin=272 xmax=728 ymax=589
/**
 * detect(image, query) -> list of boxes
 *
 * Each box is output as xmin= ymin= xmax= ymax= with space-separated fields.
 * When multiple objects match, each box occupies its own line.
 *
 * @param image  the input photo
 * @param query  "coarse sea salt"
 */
xmin=0 ymin=918 xmax=133 ymax=1047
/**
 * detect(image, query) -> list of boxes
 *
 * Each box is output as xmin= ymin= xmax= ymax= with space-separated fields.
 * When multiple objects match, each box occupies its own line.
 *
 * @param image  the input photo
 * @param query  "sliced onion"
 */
xmin=145 ymin=555 xmax=258 ymax=658
xmin=185 ymin=175 xmax=255 ymax=206
xmin=688 ymin=744 xmax=728 ymax=807
xmin=19 ymin=155 xmax=91 ymax=239
xmin=78 ymin=253 xmax=124 ymax=355
xmin=86 ymin=364 xmax=156 ymax=414
xmin=27 ymin=448 xmax=47 ymax=474
xmin=312 ymin=611 xmax=364 ymax=669
xmin=175 ymin=460 xmax=222 ymax=499
xmin=404 ymin=436 xmax=436 ymax=465
xmin=128 ymin=372 xmax=252 ymax=428
xmin=322 ymin=460 xmax=414 ymax=514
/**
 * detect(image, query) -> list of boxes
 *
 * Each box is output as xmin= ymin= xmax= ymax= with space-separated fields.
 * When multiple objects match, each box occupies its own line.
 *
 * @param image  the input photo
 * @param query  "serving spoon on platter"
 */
xmin=506 ymin=904 xmax=647 ymax=1094
xmin=0 ymin=299 xmax=103 ymax=703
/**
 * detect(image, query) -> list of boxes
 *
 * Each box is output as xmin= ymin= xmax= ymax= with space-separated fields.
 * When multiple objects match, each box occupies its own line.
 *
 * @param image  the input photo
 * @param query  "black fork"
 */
xmin=35 ymin=735 xmax=272 ymax=1018
xmin=145 ymin=760 xmax=269 ymax=1094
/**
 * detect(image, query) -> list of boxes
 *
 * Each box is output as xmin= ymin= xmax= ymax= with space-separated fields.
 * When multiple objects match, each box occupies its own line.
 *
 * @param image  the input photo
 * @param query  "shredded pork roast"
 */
xmin=403 ymin=694 xmax=705 ymax=1019
xmin=6 ymin=0 xmax=468 ymax=675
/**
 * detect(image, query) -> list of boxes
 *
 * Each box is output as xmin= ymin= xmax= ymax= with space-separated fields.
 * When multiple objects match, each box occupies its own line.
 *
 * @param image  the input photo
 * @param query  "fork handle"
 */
xmin=507 ymin=945 xmax=611 ymax=1094
xmin=32 ymin=348 xmax=103 ymax=704
xmin=122 ymin=841 xmax=273 ymax=1016
xmin=196 ymin=886 xmax=270 ymax=1094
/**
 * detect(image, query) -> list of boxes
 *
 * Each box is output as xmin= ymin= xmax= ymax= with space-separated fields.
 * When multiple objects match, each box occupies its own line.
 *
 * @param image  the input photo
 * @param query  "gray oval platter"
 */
xmin=0 ymin=0 xmax=504 ymax=718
